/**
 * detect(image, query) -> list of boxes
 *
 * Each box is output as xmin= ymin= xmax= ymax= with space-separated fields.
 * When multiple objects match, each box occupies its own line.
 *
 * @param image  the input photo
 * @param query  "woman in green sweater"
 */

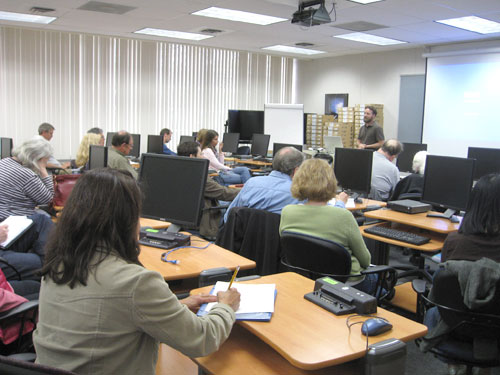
xmin=279 ymin=158 xmax=376 ymax=293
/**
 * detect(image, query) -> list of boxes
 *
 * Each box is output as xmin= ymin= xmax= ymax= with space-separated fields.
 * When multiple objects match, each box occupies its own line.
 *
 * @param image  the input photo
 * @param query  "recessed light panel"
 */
xmin=436 ymin=16 xmax=500 ymax=34
xmin=263 ymin=45 xmax=325 ymax=55
xmin=348 ymin=0 xmax=384 ymax=4
xmin=334 ymin=32 xmax=406 ymax=45
xmin=0 ymin=10 xmax=56 ymax=24
xmin=193 ymin=7 xmax=287 ymax=26
xmin=135 ymin=28 xmax=213 ymax=41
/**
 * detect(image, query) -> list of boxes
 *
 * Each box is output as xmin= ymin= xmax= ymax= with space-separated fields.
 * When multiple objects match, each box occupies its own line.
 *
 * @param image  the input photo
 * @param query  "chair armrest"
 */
xmin=0 ymin=257 xmax=22 ymax=281
xmin=412 ymin=279 xmax=427 ymax=295
xmin=236 ymin=275 xmax=260 ymax=282
xmin=361 ymin=265 xmax=395 ymax=275
xmin=202 ymin=205 xmax=229 ymax=212
xmin=0 ymin=300 xmax=39 ymax=320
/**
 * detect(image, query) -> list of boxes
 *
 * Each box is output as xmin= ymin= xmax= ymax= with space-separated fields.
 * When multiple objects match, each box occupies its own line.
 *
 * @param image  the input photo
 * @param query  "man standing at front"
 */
xmin=357 ymin=106 xmax=384 ymax=151
xmin=107 ymin=131 xmax=138 ymax=179
xmin=370 ymin=139 xmax=403 ymax=201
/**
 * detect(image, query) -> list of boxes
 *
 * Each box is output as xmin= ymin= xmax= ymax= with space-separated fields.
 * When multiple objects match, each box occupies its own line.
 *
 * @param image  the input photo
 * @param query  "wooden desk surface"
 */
xmin=234 ymin=158 xmax=272 ymax=166
xmin=364 ymin=209 xmax=460 ymax=234
xmin=140 ymin=218 xmax=171 ymax=229
xmin=192 ymin=272 xmax=427 ymax=370
xmin=139 ymin=236 xmax=255 ymax=281
xmin=352 ymin=198 xmax=386 ymax=211
xmin=360 ymin=222 xmax=446 ymax=252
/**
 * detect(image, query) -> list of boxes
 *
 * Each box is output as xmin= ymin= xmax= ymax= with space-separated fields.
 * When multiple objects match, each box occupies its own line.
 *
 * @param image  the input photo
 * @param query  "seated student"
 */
xmin=160 ymin=128 xmax=177 ymax=155
xmin=177 ymin=142 xmax=241 ymax=239
xmin=279 ymin=158 xmax=378 ymax=294
xmin=87 ymin=127 xmax=105 ymax=145
xmin=107 ymin=131 xmax=138 ymax=179
xmin=441 ymin=172 xmax=500 ymax=263
xmin=369 ymin=139 xmax=403 ymax=201
xmin=389 ymin=150 xmax=427 ymax=201
xmin=0 ymin=212 xmax=52 ymax=299
xmin=75 ymin=133 xmax=103 ymax=170
xmin=0 ymin=137 xmax=54 ymax=220
xmin=200 ymin=130 xmax=251 ymax=185
xmin=35 ymin=122 xmax=70 ymax=169
xmin=33 ymin=168 xmax=240 ymax=375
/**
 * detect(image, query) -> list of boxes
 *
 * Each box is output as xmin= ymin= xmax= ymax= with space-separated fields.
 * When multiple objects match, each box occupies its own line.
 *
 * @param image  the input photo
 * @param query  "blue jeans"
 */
xmin=218 ymin=167 xmax=251 ymax=185
xmin=355 ymin=273 xmax=380 ymax=295
xmin=0 ymin=212 xmax=53 ymax=281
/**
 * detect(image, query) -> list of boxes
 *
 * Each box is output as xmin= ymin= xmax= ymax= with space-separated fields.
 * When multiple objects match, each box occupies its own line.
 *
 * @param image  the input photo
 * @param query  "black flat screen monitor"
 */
xmin=228 ymin=110 xmax=264 ymax=142
xmin=273 ymin=143 xmax=303 ymax=156
xmin=179 ymin=135 xmax=196 ymax=145
xmin=334 ymin=148 xmax=373 ymax=195
xmin=467 ymin=147 xmax=500 ymax=180
xmin=251 ymin=134 xmax=271 ymax=157
xmin=139 ymin=154 xmax=208 ymax=232
xmin=396 ymin=143 xmax=427 ymax=173
xmin=147 ymin=135 xmax=164 ymax=154
xmin=422 ymin=155 xmax=474 ymax=221
xmin=222 ymin=133 xmax=240 ymax=154
xmin=105 ymin=132 xmax=116 ymax=147
xmin=0 ymin=138 xmax=13 ymax=159
xmin=88 ymin=145 xmax=108 ymax=170
xmin=106 ymin=132 xmax=140 ymax=158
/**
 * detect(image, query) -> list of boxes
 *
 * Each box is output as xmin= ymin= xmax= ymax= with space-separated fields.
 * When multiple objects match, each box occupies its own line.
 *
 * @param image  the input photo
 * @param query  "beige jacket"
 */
xmin=33 ymin=253 xmax=235 ymax=375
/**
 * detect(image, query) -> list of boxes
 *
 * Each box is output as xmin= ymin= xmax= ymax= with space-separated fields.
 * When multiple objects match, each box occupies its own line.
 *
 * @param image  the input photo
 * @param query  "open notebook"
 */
xmin=0 ymin=216 xmax=34 ymax=249
xmin=197 ymin=281 xmax=277 ymax=322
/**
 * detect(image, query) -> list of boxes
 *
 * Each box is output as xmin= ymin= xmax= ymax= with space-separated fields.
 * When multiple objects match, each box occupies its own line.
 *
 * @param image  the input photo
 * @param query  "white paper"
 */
xmin=0 ymin=216 xmax=33 ymax=248
xmin=328 ymin=198 xmax=355 ymax=208
xmin=205 ymin=282 xmax=276 ymax=314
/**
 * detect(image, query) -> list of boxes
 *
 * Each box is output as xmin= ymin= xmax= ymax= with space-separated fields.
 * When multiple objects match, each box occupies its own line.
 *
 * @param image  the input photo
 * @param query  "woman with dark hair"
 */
xmin=200 ymin=130 xmax=251 ymax=185
xmin=33 ymin=168 xmax=240 ymax=375
xmin=441 ymin=173 xmax=500 ymax=262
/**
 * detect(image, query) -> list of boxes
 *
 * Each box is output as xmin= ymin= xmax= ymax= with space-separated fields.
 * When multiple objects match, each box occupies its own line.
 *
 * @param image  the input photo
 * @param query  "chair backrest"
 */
xmin=236 ymin=146 xmax=250 ymax=155
xmin=280 ymin=231 xmax=351 ymax=281
xmin=0 ymin=355 xmax=77 ymax=375
xmin=431 ymin=264 xmax=500 ymax=340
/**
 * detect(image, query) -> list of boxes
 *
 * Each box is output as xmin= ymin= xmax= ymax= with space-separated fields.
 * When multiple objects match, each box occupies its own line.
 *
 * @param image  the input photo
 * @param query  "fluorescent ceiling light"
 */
xmin=334 ymin=32 xmax=406 ymax=45
xmin=192 ymin=7 xmax=287 ymax=26
xmin=263 ymin=45 xmax=325 ymax=55
xmin=0 ymin=10 xmax=56 ymax=24
xmin=135 ymin=28 xmax=213 ymax=41
xmin=436 ymin=16 xmax=500 ymax=34
xmin=347 ymin=0 xmax=384 ymax=4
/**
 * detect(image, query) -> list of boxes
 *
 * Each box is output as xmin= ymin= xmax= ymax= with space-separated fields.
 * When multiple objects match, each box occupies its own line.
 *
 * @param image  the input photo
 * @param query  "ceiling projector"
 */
xmin=291 ymin=0 xmax=331 ymax=27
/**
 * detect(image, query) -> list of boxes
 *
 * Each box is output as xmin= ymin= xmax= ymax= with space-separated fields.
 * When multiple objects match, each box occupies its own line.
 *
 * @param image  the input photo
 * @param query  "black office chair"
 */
xmin=236 ymin=146 xmax=250 ymax=155
xmin=413 ymin=260 xmax=500 ymax=373
xmin=280 ymin=231 xmax=396 ymax=301
xmin=0 ymin=355 xmax=76 ymax=375
xmin=0 ymin=300 xmax=38 ymax=358
xmin=389 ymin=173 xmax=424 ymax=201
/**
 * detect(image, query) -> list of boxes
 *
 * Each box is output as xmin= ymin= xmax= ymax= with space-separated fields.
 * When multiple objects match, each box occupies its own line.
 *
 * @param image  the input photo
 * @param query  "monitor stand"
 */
xmin=426 ymin=209 xmax=460 ymax=223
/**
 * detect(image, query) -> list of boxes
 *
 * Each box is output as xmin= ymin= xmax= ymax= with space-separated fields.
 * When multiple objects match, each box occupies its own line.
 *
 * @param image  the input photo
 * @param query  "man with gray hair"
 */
xmin=369 ymin=139 xmax=403 ymax=201
xmin=223 ymin=147 xmax=305 ymax=222
xmin=36 ymin=122 xmax=70 ymax=169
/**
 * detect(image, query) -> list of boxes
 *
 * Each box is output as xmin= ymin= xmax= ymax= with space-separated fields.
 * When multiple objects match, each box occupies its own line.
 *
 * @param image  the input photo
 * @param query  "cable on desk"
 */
xmin=160 ymin=242 xmax=213 ymax=264
xmin=346 ymin=314 xmax=375 ymax=353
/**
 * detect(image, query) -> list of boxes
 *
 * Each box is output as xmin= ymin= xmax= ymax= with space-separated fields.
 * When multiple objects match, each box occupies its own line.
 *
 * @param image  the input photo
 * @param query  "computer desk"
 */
xmin=191 ymin=272 xmax=427 ymax=371
xmin=360 ymin=209 xmax=460 ymax=279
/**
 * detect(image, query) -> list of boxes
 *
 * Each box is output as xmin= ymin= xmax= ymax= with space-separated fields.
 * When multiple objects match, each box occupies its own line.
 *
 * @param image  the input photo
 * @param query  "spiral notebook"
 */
xmin=197 ymin=281 xmax=277 ymax=322
xmin=0 ymin=216 xmax=33 ymax=249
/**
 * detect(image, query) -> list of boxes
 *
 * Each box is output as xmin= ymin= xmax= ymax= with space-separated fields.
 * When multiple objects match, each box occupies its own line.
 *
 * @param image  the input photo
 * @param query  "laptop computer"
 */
xmin=323 ymin=136 xmax=343 ymax=154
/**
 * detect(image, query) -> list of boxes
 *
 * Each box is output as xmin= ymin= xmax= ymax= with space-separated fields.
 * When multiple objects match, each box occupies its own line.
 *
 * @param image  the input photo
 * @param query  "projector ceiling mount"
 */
xmin=291 ymin=0 xmax=336 ymax=27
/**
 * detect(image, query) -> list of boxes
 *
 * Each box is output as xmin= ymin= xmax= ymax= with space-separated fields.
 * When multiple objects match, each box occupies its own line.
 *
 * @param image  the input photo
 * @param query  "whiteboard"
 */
xmin=264 ymin=104 xmax=304 ymax=151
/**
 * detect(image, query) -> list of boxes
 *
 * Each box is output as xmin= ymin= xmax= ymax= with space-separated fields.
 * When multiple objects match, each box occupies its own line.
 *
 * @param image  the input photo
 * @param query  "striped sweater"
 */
xmin=0 ymin=157 xmax=54 ymax=220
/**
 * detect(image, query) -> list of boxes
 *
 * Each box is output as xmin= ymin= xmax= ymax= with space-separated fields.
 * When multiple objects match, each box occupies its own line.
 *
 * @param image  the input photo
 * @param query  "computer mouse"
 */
xmin=361 ymin=318 xmax=393 ymax=336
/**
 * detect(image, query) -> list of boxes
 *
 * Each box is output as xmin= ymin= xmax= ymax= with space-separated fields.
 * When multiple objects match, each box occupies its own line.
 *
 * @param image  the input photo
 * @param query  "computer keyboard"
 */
xmin=364 ymin=226 xmax=431 ymax=246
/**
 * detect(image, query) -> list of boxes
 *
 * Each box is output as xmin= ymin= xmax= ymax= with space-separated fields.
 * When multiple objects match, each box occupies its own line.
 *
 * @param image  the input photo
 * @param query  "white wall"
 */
xmin=295 ymin=47 xmax=426 ymax=139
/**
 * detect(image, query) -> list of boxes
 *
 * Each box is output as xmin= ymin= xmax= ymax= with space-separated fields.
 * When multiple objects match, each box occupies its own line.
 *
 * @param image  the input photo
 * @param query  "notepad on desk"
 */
xmin=197 ymin=281 xmax=276 ymax=321
xmin=0 ymin=216 xmax=34 ymax=249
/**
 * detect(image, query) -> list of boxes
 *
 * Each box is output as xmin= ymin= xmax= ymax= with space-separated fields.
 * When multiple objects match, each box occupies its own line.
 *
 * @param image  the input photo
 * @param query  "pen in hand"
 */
xmin=227 ymin=265 xmax=240 ymax=290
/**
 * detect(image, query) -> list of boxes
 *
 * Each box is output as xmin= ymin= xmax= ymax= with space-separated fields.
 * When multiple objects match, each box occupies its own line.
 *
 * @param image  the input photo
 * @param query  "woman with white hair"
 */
xmin=0 ymin=137 xmax=54 ymax=220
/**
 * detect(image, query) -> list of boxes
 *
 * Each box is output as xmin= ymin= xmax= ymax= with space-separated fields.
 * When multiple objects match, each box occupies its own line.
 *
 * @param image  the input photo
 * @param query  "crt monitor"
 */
xmin=222 ymin=133 xmax=240 ymax=154
xmin=147 ymin=135 xmax=164 ymax=154
xmin=334 ymin=148 xmax=373 ymax=196
xmin=467 ymin=146 xmax=500 ymax=180
xmin=1 ymin=138 xmax=13 ymax=159
xmin=139 ymin=154 xmax=209 ymax=233
xmin=422 ymin=155 xmax=475 ymax=222
xmin=396 ymin=143 xmax=428 ymax=173
xmin=251 ymin=134 xmax=271 ymax=157
xmin=273 ymin=143 xmax=302 ymax=156
xmin=227 ymin=110 xmax=264 ymax=142
xmin=88 ymin=145 xmax=108 ymax=170
xmin=179 ymin=135 xmax=196 ymax=145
